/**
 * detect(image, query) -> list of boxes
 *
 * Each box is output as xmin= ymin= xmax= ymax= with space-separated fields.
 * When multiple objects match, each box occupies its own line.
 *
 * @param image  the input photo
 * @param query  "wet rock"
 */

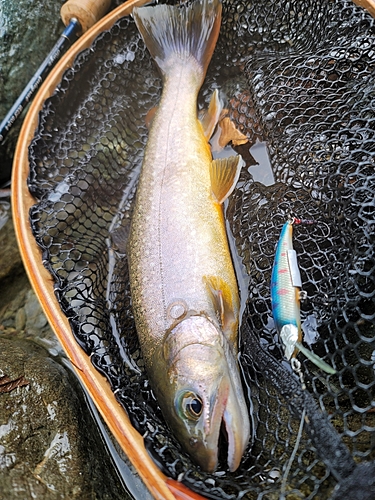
xmin=0 ymin=208 xmax=60 ymax=353
xmin=24 ymin=289 xmax=48 ymax=331
xmin=0 ymin=214 xmax=132 ymax=499
xmin=0 ymin=279 xmax=63 ymax=356
xmin=0 ymin=203 xmax=30 ymax=325
xmin=14 ymin=307 xmax=26 ymax=331
xmin=0 ymin=337 xmax=126 ymax=499
xmin=0 ymin=216 xmax=23 ymax=283
xmin=0 ymin=0 xmax=67 ymax=184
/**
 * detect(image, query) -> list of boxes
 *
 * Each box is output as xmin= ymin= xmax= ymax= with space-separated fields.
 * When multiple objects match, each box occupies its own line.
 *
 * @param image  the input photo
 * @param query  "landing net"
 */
xmin=28 ymin=1 xmax=375 ymax=497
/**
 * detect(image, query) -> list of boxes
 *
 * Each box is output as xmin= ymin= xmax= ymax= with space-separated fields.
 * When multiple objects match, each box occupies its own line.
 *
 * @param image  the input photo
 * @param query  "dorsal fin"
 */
xmin=200 ymin=89 xmax=222 ymax=140
xmin=210 ymin=155 xmax=243 ymax=204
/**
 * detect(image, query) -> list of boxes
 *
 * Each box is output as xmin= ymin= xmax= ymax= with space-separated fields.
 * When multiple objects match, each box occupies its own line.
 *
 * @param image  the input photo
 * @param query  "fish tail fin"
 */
xmin=132 ymin=0 xmax=222 ymax=83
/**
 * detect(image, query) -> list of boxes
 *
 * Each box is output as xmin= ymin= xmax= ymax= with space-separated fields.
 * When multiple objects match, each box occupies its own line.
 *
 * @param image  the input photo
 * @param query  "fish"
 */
xmin=271 ymin=219 xmax=336 ymax=374
xmin=128 ymin=0 xmax=250 ymax=472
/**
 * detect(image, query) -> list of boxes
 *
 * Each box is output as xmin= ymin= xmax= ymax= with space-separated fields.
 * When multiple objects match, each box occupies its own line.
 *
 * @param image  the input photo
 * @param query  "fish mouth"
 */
xmin=205 ymin=376 xmax=250 ymax=472
xmin=223 ymin=399 xmax=249 ymax=472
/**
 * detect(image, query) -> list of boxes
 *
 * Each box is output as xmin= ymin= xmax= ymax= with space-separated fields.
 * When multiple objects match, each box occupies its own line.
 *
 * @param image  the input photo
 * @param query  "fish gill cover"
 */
xmin=28 ymin=0 xmax=375 ymax=498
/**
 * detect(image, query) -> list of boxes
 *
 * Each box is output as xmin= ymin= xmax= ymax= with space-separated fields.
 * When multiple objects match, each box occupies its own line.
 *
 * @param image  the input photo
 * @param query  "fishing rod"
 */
xmin=0 ymin=0 xmax=111 ymax=146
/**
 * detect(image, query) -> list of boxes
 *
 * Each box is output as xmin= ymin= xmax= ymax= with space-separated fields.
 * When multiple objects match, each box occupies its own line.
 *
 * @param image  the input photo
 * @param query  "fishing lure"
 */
xmin=271 ymin=219 xmax=336 ymax=374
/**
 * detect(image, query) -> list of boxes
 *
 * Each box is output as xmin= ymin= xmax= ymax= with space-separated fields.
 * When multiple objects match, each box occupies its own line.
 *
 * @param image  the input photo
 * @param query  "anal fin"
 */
xmin=145 ymin=106 xmax=158 ymax=129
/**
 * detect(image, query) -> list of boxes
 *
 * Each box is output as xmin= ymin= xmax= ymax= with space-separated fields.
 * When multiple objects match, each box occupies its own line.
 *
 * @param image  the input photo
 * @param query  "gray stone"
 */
xmin=14 ymin=307 xmax=26 ymax=331
xmin=0 ymin=0 xmax=66 ymax=183
xmin=24 ymin=289 xmax=48 ymax=330
xmin=0 ymin=337 xmax=127 ymax=499
xmin=0 ymin=216 xmax=23 ymax=283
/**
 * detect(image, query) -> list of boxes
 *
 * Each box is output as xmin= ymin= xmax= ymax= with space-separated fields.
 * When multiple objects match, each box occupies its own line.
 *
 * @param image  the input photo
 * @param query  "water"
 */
xmin=248 ymin=141 xmax=275 ymax=186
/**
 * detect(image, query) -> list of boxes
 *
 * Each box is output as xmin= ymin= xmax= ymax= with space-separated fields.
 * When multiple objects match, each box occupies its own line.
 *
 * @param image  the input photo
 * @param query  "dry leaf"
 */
xmin=0 ymin=374 xmax=29 ymax=393
xmin=217 ymin=117 xmax=249 ymax=148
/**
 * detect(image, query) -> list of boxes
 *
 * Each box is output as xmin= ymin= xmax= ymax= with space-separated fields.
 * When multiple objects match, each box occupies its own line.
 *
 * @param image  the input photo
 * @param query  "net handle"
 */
xmin=352 ymin=0 xmax=375 ymax=17
xmin=61 ymin=0 xmax=112 ymax=33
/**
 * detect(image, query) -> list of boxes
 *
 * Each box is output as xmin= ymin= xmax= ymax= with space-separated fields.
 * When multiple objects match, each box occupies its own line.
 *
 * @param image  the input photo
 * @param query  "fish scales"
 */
xmin=128 ymin=0 xmax=250 ymax=473
xmin=130 ymin=64 xmax=238 ymax=357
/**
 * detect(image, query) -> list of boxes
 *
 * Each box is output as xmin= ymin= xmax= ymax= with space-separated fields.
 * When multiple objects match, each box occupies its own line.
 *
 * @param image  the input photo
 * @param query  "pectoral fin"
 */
xmin=210 ymin=155 xmax=243 ymax=204
xmin=203 ymin=276 xmax=237 ymax=338
xmin=145 ymin=106 xmax=158 ymax=129
xmin=200 ymin=89 xmax=222 ymax=140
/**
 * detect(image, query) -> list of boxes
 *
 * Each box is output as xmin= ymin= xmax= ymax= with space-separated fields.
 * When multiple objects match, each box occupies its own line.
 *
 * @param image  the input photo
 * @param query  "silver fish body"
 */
xmin=128 ymin=0 xmax=250 ymax=471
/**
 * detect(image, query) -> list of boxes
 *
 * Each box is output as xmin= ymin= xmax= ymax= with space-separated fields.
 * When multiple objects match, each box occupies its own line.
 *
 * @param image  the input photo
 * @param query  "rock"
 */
xmin=14 ymin=307 xmax=26 ymax=331
xmin=0 ymin=217 xmax=138 ymax=499
xmin=0 ymin=337 xmax=127 ymax=499
xmin=0 ymin=274 xmax=63 ymax=357
xmin=0 ymin=211 xmax=60 ymax=353
xmin=0 ymin=0 xmax=66 ymax=184
xmin=0 ymin=216 xmax=23 ymax=283
xmin=24 ymin=289 xmax=48 ymax=331
xmin=0 ymin=205 xmax=30 ymax=331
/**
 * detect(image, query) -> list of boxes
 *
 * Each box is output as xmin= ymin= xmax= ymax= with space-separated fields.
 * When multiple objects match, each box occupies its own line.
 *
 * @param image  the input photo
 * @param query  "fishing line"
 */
xmin=280 ymin=358 xmax=306 ymax=497
xmin=280 ymin=407 xmax=306 ymax=499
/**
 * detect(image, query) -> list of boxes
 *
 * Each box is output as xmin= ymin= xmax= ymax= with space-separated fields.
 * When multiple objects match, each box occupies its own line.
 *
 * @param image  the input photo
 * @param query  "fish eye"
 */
xmin=178 ymin=391 xmax=203 ymax=420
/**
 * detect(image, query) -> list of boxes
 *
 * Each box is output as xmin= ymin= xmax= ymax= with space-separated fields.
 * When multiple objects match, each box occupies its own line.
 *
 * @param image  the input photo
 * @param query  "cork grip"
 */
xmin=61 ymin=0 xmax=112 ymax=33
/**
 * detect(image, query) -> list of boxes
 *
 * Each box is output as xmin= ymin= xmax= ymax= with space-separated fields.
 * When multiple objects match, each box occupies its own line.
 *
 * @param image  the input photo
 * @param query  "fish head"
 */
xmin=159 ymin=315 xmax=250 ymax=472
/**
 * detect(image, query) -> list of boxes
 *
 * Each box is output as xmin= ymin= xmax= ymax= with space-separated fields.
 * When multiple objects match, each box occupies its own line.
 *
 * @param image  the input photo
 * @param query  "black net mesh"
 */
xmin=27 ymin=0 xmax=375 ymax=498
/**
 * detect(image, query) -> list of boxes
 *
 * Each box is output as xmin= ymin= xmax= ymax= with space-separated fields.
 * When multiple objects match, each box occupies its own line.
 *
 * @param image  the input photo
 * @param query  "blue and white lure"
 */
xmin=271 ymin=219 xmax=336 ymax=374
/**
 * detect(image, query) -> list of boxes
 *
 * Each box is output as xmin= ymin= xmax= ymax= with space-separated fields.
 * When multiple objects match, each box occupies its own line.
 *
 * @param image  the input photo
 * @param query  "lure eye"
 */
xmin=178 ymin=391 xmax=203 ymax=420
